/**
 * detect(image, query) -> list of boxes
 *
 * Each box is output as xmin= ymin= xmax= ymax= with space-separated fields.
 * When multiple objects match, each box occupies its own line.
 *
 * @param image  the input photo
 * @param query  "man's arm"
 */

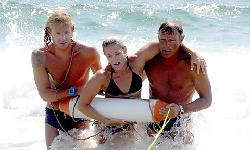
xmin=134 ymin=42 xmax=206 ymax=74
xmin=31 ymin=50 xmax=69 ymax=103
xmin=89 ymin=47 xmax=102 ymax=73
xmin=160 ymin=70 xmax=212 ymax=118
xmin=182 ymin=70 xmax=212 ymax=113
xmin=133 ymin=42 xmax=159 ymax=73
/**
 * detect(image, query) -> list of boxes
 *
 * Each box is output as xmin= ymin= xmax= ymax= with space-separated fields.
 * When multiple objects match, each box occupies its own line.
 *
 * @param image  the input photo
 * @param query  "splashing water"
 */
xmin=50 ymin=113 xmax=196 ymax=150
xmin=1 ymin=1 xmax=250 ymax=150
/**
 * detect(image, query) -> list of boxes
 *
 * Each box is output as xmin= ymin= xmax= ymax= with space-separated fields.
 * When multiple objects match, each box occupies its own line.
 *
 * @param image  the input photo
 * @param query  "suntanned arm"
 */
xmin=77 ymin=70 xmax=110 ymax=123
xmin=134 ymin=42 xmax=159 ymax=73
xmin=31 ymin=50 xmax=69 ymax=103
xmin=181 ymin=44 xmax=207 ymax=74
xmin=134 ymin=42 xmax=206 ymax=74
xmin=88 ymin=47 xmax=102 ymax=73
xmin=181 ymin=44 xmax=196 ymax=54
xmin=160 ymin=71 xmax=212 ymax=118
xmin=182 ymin=70 xmax=212 ymax=113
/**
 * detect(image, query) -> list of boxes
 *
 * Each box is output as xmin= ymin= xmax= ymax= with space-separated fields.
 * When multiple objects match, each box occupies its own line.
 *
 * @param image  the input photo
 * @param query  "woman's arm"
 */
xmin=77 ymin=70 xmax=107 ymax=122
xmin=77 ymin=70 xmax=123 ymax=125
xmin=181 ymin=44 xmax=207 ymax=74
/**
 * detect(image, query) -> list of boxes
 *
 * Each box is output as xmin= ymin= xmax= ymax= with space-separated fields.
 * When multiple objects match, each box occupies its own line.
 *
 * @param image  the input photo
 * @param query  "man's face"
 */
xmin=50 ymin=23 xmax=74 ymax=50
xmin=158 ymin=30 xmax=184 ymax=58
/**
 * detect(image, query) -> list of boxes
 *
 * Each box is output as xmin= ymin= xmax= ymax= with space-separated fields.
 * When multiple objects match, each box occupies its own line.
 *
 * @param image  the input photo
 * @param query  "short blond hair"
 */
xmin=44 ymin=10 xmax=74 ymax=47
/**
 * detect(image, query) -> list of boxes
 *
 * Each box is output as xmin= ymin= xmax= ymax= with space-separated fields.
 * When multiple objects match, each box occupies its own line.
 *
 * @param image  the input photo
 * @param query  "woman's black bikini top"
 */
xmin=105 ymin=63 xmax=142 ymax=97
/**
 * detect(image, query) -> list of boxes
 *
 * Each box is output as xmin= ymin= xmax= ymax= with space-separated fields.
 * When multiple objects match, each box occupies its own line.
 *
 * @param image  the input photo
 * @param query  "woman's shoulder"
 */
xmin=91 ymin=69 xmax=111 ymax=85
xmin=127 ymin=55 xmax=137 ymax=61
xmin=126 ymin=55 xmax=137 ymax=65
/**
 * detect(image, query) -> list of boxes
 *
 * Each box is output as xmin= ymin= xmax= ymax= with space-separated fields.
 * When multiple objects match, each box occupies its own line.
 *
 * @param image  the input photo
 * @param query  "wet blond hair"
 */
xmin=44 ymin=10 xmax=74 ymax=47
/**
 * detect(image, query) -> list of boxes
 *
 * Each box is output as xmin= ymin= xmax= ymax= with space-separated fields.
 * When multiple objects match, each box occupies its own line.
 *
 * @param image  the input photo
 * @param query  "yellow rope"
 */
xmin=147 ymin=108 xmax=171 ymax=150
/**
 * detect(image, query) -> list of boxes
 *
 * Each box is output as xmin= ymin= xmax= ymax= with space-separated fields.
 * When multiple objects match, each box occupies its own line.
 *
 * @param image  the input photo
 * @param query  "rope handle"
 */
xmin=148 ymin=108 xmax=171 ymax=150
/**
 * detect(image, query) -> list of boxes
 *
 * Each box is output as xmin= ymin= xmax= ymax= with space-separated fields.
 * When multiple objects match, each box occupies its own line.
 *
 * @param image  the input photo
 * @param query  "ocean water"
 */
xmin=0 ymin=0 xmax=250 ymax=149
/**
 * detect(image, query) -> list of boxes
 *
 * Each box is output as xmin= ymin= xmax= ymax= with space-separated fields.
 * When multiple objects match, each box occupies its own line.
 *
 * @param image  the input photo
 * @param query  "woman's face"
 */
xmin=104 ymin=44 xmax=127 ymax=71
xmin=50 ymin=23 xmax=74 ymax=50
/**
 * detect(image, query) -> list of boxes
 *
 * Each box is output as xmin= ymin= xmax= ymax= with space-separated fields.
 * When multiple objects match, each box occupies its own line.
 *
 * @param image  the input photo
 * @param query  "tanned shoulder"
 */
xmin=179 ymin=47 xmax=191 ymax=62
xmin=136 ymin=41 xmax=159 ymax=55
xmin=127 ymin=55 xmax=137 ymax=65
xmin=31 ymin=48 xmax=44 ymax=69
xmin=94 ymin=69 xmax=110 ymax=87
xmin=77 ymin=42 xmax=99 ymax=57
xmin=95 ymin=69 xmax=108 ymax=78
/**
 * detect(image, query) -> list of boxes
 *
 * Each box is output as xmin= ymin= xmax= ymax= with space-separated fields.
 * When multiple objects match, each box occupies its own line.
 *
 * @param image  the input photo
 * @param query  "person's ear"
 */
xmin=180 ymin=35 xmax=185 ymax=42
xmin=158 ymin=33 xmax=161 ymax=40
xmin=122 ymin=46 xmax=127 ymax=54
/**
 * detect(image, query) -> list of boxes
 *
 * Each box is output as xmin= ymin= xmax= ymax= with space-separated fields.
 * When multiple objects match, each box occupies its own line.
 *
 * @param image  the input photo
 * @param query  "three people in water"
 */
xmin=32 ymin=10 xmax=211 ymax=149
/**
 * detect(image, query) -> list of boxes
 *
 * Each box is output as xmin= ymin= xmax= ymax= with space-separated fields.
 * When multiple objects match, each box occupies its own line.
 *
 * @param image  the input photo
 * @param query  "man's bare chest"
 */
xmin=147 ymin=61 xmax=193 ymax=90
xmin=45 ymin=54 xmax=90 ymax=82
